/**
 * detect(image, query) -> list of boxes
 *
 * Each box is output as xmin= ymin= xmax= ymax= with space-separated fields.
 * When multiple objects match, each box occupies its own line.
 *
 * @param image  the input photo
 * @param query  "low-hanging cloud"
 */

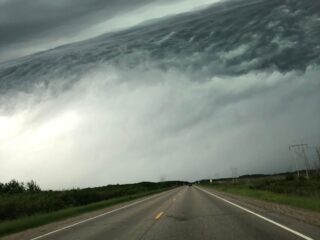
xmin=0 ymin=62 xmax=319 ymax=189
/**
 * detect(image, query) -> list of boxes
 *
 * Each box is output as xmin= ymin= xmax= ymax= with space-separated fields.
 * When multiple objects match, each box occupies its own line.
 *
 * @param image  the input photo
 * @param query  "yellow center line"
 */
xmin=155 ymin=211 xmax=164 ymax=220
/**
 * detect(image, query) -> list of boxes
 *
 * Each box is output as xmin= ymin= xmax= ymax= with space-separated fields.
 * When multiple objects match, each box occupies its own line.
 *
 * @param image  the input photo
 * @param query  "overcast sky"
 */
xmin=0 ymin=0 xmax=319 ymax=189
xmin=0 ymin=0 xmax=220 ymax=63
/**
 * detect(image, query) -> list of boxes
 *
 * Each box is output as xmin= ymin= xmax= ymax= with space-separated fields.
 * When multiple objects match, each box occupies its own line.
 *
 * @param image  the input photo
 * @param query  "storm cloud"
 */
xmin=0 ymin=0 xmax=319 ymax=189
xmin=0 ymin=0 xmax=219 ymax=62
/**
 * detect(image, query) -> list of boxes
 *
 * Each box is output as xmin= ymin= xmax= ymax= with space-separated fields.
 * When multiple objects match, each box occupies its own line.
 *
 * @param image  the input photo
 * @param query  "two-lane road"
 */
xmin=31 ymin=186 xmax=319 ymax=240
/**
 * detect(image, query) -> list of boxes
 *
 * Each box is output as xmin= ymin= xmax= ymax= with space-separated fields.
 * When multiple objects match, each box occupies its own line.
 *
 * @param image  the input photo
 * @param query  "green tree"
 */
xmin=26 ymin=180 xmax=41 ymax=193
xmin=4 ymin=180 xmax=25 ymax=194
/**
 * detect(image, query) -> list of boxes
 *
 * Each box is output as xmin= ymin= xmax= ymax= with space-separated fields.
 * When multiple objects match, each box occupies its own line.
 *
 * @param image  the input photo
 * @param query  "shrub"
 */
xmin=285 ymin=174 xmax=295 ymax=181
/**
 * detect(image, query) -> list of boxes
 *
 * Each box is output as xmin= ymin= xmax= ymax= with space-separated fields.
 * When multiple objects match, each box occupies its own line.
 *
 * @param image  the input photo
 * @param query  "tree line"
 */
xmin=0 ymin=180 xmax=183 ymax=221
xmin=0 ymin=180 xmax=41 ymax=194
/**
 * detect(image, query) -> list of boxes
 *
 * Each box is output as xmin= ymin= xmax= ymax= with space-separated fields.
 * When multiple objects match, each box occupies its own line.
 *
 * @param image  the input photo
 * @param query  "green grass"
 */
xmin=201 ymin=178 xmax=320 ymax=213
xmin=0 ymin=188 xmax=170 ymax=237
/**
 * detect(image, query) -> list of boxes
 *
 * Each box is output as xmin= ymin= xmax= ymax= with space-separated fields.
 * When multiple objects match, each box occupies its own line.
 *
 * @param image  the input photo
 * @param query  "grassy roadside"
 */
xmin=0 ymin=187 xmax=172 ymax=238
xmin=200 ymin=181 xmax=320 ymax=213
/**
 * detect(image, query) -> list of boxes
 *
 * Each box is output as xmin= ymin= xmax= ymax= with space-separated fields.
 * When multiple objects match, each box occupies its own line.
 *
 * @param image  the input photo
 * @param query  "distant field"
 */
xmin=201 ymin=176 xmax=320 ymax=212
xmin=0 ymin=181 xmax=182 ymax=237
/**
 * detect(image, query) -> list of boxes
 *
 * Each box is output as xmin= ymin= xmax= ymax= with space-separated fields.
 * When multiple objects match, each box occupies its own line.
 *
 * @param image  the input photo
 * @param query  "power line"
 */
xmin=316 ymin=146 xmax=320 ymax=172
xmin=289 ymin=144 xmax=310 ymax=178
xmin=230 ymin=168 xmax=237 ymax=183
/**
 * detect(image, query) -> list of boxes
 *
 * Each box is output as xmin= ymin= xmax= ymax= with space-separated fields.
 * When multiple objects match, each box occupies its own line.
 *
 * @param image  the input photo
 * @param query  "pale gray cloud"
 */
xmin=1 ymin=63 xmax=319 ymax=189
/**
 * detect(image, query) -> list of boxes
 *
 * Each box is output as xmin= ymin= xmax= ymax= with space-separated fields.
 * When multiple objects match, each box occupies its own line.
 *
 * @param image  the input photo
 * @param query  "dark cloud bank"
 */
xmin=0 ymin=0 xmax=319 ymax=189
xmin=0 ymin=0 xmax=181 ymax=62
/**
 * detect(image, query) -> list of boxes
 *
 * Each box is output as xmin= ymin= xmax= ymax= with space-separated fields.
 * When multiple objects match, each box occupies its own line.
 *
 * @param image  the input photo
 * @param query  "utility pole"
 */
xmin=316 ymin=147 xmax=320 ymax=173
xmin=289 ymin=147 xmax=300 ymax=177
xmin=289 ymin=144 xmax=310 ymax=178
xmin=230 ymin=168 xmax=237 ymax=183
xmin=316 ymin=147 xmax=320 ymax=163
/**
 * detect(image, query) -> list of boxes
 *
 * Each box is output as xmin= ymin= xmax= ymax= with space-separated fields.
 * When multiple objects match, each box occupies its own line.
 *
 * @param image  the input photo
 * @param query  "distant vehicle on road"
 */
xmin=188 ymin=183 xmax=192 ymax=187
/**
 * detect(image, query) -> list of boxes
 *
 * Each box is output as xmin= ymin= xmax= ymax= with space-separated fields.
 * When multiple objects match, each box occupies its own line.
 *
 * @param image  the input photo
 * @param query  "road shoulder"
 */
xmin=198 ymin=186 xmax=320 ymax=239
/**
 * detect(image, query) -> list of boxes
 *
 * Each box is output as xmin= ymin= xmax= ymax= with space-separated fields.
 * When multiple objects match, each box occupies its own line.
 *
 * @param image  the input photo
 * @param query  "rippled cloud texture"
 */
xmin=0 ymin=0 xmax=219 ymax=62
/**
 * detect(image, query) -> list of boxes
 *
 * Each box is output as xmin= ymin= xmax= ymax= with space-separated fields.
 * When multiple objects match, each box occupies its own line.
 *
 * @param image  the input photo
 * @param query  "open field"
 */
xmin=0 ymin=181 xmax=182 ymax=237
xmin=200 ymin=175 xmax=320 ymax=212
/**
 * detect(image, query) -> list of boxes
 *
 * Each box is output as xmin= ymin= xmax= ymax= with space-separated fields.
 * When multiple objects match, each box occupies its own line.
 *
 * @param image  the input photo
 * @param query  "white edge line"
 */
xmin=195 ymin=186 xmax=314 ymax=240
xmin=30 ymin=188 xmax=176 ymax=240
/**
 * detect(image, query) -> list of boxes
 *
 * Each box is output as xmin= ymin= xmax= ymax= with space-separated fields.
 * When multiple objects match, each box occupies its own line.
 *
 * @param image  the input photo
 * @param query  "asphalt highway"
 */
xmin=31 ymin=186 xmax=319 ymax=240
